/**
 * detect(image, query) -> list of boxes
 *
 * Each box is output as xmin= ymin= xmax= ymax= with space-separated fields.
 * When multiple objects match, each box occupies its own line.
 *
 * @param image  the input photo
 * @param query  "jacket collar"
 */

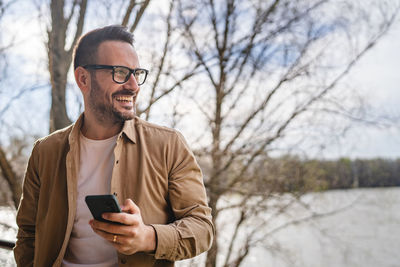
xmin=120 ymin=117 xmax=137 ymax=144
xmin=68 ymin=113 xmax=84 ymax=146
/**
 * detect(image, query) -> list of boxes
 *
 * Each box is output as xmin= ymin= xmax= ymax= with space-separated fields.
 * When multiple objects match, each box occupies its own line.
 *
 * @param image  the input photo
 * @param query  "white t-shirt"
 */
xmin=62 ymin=133 xmax=119 ymax=267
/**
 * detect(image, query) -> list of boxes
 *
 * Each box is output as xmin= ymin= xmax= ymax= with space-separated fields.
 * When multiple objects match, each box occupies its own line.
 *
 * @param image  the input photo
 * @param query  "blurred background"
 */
xmin=0 ymin=0 xmax=399 ymax=266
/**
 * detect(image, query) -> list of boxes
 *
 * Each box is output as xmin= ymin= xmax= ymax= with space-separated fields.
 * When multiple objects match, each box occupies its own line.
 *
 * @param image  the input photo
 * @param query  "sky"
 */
xmin=331 ymin=22 xmax=400 ymax=159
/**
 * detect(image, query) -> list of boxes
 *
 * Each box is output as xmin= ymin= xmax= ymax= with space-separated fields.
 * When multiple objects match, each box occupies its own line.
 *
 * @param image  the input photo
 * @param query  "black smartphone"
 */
xmin=85 ymin=194 xmax=122 ymax=223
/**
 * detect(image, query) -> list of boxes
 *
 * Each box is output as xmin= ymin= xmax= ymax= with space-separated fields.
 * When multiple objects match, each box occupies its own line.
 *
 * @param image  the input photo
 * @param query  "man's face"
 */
xmin=87 ymin=41 xmax=141 ymax=124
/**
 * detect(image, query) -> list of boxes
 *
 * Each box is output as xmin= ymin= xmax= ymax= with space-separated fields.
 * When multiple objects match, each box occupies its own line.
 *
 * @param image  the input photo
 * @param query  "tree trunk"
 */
xmin=206 ymin=195 xmax=219 ymax=267
xmin=48 ymin=0 xmax=72 ymax=133
xmin=49 ymin=59 xmax=71 ymax=132
xmin=0 ymin=146 xmax=21 ymax=209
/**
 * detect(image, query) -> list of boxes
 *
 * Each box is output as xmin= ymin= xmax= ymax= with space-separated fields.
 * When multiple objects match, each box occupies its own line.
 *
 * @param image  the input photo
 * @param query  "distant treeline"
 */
xmin=312 ymin=157 xmax=400 ymax=189
xmin=247 ymin=156 xmax=400 ymax=194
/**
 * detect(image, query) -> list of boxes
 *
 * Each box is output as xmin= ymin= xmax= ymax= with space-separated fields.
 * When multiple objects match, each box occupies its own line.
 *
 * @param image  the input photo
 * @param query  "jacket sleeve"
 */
xmin=14 ymin=140 xmax=41 ymax=267
xmin=151 ymin=131 xmax=214 ymax=261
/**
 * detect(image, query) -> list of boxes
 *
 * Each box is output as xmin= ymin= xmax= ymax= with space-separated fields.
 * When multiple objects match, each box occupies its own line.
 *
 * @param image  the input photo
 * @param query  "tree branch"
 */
xmin=0 ymin=146 xmax=20 ymax=209
xmin=121 ymin=0 xmax=136 ymax=26
xmin=143 ymin=0 xmax=174 ymax=119
xmin=65 ymin=0 xmax=79 ymax=26
xmin=129 ymin=0 xmax=150 ymax=33
xmin=67 ymin=0 xmax=87 ymax=57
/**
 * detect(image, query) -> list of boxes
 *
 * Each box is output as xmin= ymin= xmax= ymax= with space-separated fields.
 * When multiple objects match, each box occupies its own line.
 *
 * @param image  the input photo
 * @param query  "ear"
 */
xmin=74 ymin=66 xmax=91 ymax=94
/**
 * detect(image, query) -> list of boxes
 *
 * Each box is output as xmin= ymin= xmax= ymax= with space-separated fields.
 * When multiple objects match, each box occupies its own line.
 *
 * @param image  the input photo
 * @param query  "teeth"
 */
xmin=116 ymin=96 xmax=133 ymax=102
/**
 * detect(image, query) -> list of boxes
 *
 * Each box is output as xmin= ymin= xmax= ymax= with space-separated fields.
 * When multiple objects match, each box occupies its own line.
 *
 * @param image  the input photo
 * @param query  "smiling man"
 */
xmin=14 ymin=25 xmax=214 ymax=267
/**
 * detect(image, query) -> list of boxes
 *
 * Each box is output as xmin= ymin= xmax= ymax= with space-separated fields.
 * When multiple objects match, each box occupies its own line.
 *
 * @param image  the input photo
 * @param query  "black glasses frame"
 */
xmin=83 ymin=64 xmax=149 ymax=85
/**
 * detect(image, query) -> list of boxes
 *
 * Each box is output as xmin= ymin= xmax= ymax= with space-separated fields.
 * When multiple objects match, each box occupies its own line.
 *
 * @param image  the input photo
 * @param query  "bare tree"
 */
xmin=175 ymin=0 xmax=400 ymax=266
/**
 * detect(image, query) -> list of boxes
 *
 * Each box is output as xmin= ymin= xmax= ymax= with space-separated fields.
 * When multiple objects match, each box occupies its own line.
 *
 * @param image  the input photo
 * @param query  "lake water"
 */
xmin=1 ymin=187 xmax=399 ymax=267
xmin=240 ymin=187 xmax=400 ymax=267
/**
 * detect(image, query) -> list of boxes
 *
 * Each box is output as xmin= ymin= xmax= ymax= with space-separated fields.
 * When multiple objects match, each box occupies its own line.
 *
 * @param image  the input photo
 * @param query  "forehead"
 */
xmin=96 ymin=40 xmax=139 ymax=68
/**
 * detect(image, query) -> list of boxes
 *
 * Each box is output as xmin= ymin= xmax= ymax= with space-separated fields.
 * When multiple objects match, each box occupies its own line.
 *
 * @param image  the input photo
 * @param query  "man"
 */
xmin=14 ymin=25 xmax=214 ymax=266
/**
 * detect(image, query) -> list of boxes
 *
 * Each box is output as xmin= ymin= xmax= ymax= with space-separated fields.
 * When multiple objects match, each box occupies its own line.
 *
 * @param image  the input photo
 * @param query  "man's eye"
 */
xmin=115 ymin=69 xmax=128 ymax=76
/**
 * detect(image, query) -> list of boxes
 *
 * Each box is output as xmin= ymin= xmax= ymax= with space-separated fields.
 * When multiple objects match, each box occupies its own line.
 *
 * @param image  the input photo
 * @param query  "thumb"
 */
xmin=121 ymin=198 xmax=141 ymax=214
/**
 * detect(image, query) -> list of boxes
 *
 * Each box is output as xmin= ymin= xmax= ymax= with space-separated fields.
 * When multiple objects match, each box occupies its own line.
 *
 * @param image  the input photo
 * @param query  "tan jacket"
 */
xmin=14 ymin=115 xmax=214 ymax=266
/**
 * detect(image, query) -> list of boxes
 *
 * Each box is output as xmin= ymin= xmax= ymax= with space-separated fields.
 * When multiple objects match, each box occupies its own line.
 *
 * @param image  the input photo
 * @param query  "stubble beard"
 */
xmin=89 ymin=78 xmax=135 ymax=125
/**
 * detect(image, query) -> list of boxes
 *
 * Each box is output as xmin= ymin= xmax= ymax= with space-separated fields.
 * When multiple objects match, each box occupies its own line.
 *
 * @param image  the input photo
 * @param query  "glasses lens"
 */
xmin=113 ymin=66 xmax=130 ymax=83
xmin=113 ymin=66 xmax=147 ymax=85
xmin=135 ymin=69 xmax=147 ymax=85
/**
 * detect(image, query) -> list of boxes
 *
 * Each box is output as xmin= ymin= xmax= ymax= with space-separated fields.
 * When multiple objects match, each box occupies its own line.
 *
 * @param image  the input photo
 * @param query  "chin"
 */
xmin=121 ymin=114 xmax=135 ymax=121
xmin=113 ymin=110 xmax=135 ymax=121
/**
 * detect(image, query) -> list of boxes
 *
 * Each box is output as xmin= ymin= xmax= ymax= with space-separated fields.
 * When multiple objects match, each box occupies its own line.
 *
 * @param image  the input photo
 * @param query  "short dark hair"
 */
xmin=73 ymin=25 xmax=134 ymax=69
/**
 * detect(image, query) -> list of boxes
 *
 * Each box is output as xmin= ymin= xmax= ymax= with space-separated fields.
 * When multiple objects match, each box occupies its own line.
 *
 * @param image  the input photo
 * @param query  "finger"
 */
xmin=90 ymin=224 xmax=130 ymax=244
xmin=90 ymin=219 xmax=132 ymax=235
xmin=102 ymin=211 xmax=140 ymax=226
xmin=121 ymin=199 xmax=141 ymax=214
xmin=91 ymin=228 xmax=134 ymax=254
xmin=91 ymin=216 xmax=140 ymax=237
xmin=91 ymin=226 xmax=122 ymax=244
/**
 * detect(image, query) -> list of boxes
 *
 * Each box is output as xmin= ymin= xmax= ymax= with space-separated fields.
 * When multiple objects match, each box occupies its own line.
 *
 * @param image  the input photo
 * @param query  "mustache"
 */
xmin=112 ymin=89 xmax=136 ymax=97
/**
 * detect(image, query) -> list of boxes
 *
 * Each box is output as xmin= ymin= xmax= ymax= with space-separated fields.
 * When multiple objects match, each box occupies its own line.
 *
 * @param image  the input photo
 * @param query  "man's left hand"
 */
xmin=90 ymin=198 xmax=156 ymax=255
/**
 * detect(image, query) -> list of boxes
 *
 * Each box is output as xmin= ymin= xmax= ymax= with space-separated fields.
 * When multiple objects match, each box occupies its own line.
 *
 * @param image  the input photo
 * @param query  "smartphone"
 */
xmin=85 ymin=194 xmax=122 ymax=223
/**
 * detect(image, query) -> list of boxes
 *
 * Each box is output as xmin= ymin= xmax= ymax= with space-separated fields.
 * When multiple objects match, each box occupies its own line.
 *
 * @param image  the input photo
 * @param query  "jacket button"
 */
xmin=120 ymin=258 xmax=127 ymax=264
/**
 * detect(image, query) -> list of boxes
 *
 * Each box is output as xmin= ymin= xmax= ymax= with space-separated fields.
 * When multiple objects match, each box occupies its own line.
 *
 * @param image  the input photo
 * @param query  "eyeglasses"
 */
xmin=83 ymin=65 xmax=149 ymax=85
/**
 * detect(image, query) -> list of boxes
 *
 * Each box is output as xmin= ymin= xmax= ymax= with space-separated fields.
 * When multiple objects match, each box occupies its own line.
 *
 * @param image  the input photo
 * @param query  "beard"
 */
xmin=88 ymin=78 xmax=135 ymax=125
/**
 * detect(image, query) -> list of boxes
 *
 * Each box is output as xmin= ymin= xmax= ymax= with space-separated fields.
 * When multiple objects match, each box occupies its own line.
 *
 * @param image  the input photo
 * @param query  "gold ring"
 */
xmin=113 ymin=235 xmax=117 ymax=243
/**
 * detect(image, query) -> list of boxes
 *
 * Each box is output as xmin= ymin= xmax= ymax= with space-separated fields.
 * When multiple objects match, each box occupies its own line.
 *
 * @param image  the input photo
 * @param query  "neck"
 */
xmin=81 ymin=112 xmax=123 ymax=140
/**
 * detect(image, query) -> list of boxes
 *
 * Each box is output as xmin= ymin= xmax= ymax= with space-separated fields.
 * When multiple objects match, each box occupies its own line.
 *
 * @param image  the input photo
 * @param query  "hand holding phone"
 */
xmin=88 ymin=198 xmax=157 ymax=254
xmin=85 ymin=194 xmax=121 ymax=223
